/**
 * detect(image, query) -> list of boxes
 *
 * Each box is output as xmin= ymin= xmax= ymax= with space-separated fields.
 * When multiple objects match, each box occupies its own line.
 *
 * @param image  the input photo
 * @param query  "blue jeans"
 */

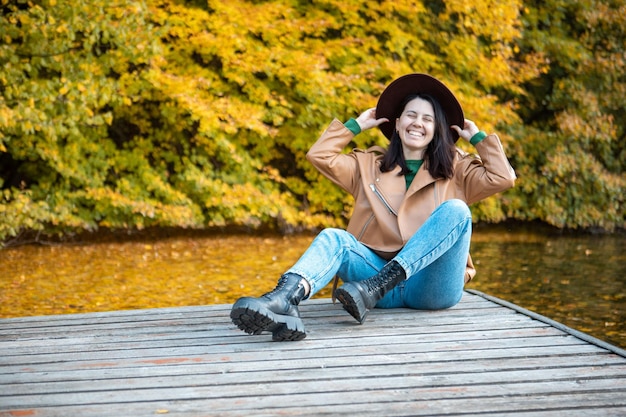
xmin=286 ymin=199 xmax=472 ymax=310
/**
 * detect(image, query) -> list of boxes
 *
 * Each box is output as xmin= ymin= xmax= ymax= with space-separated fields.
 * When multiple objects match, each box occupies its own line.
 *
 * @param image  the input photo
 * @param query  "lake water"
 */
xmin=0 ymin=224 xmax=624 ymax=348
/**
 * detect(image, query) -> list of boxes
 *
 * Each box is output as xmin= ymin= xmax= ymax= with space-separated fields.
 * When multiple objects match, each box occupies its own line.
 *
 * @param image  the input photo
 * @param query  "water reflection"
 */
xmin=466 ymin=224 xmax=625 ymax=348
xmin=0 ymin=226 xmax=624 ymax=348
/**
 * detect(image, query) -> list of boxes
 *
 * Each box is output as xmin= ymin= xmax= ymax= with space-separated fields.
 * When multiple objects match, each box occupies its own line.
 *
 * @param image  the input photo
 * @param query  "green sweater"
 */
xmin=405 ymin=160 xmax=423 ymax=189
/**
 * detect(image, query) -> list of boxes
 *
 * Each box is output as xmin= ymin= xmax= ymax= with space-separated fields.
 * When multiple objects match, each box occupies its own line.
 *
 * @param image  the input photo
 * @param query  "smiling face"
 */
xmin=395 ymin=97 xmax=435 ymax=160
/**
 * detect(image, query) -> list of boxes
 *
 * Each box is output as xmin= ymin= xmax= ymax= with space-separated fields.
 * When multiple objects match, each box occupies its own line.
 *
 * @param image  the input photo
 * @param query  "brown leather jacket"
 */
xmin=306 ymin=119 xmax=517 ymax=283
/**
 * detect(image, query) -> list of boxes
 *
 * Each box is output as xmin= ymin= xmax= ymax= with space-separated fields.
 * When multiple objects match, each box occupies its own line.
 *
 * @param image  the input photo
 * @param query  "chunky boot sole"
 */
xmin=334 ymin=283 xmax=370 ymax=324
xmin=230 ymin=297 xmax=306 ymax=341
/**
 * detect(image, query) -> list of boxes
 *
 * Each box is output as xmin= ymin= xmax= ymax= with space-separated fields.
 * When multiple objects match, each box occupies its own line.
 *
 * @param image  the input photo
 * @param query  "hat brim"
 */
xmin=376 ymin=74 xmax=464 ymax=141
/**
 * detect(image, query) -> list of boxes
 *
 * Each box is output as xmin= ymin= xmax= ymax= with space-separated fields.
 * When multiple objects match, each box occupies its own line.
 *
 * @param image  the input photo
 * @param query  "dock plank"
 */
xmin=1 ymin=291 xmax=625 ymax=416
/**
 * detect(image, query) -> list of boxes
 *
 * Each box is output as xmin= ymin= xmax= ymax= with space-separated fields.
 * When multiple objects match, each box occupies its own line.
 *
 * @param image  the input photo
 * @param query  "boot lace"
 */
xmin=264 ymin=275 xmax=289 ymax=298
xmin=364 ymin=264 xmax=404 ymax=296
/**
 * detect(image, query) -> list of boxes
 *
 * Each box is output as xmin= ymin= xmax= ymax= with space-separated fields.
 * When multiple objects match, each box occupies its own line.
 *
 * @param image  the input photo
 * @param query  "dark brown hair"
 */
xmin=380 ymin=93 xmax=456 ymax=179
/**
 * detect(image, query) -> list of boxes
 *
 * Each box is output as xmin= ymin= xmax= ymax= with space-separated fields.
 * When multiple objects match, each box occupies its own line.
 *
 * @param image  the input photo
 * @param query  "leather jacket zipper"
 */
xmin=369 ymin=184 xmax=397 ymax=216
xmin=357 ymin=214 xmax=375 ymax=240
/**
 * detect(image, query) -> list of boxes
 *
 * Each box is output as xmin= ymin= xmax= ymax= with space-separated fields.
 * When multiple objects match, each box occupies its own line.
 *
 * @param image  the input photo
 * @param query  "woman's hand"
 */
xmin=355 ymin=108 xmax=389 ymax=132
xmin=451 ymin=119 xmax=480 ymax=142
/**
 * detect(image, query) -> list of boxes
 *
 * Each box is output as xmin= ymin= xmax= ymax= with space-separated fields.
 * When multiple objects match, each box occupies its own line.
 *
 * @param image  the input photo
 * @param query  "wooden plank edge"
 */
xmin=466 ymin=289 xmax=626 ymax=358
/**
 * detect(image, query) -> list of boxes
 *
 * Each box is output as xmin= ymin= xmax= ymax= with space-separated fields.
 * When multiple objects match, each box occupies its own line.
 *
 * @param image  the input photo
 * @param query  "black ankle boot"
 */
xmin=334 ymin=261 xmax=406 ymax=324
xmin=230 ymin=273 xmax=307 ymax=341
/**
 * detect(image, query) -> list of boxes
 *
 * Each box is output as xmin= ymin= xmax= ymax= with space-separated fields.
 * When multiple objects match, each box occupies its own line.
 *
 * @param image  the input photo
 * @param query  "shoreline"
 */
xmin=3 ymin=219 xmax=624 ymax=248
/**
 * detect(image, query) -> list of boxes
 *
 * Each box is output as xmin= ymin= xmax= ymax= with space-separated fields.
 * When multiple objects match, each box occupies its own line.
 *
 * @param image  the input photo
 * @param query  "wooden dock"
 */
xmin=1 ymin=290 xmax=625 ymax=416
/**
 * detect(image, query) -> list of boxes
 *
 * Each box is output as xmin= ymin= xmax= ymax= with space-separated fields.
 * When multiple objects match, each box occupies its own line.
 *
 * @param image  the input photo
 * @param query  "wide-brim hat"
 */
xmin=376 ymin=73 xmax=464 ymax=141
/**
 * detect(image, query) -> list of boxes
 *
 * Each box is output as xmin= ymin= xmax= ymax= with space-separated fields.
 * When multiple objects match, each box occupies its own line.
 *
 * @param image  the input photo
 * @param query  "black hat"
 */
xmin=376 ymin=73 xmax=464 ymax=141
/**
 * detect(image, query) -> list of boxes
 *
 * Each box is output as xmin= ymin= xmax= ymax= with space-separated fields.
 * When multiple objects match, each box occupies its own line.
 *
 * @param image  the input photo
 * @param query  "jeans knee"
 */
xmin=313 ymin=228 xmax=357 ymax=252
xmin=317 ymin=227 xmax=348 ymax=242
xmin=442 ymin=199 xmax=470 ymax=216
xmin=438 ymin=199 xmax=471 ymax=225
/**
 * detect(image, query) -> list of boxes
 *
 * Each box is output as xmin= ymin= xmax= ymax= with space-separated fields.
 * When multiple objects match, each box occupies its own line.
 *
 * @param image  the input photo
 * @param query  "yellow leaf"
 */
xmin=22 ymin=120 xmax=33 ymax=133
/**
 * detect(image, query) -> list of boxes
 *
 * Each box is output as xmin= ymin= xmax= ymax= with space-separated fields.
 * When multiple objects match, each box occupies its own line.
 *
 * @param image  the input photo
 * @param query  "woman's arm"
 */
xmin=452 ymin=119 xmax=517 ymax=204
xmin=306 ymin=109 xmax=389 ymax=194
xmin=306 ymin=119 xmax=360 ymax=193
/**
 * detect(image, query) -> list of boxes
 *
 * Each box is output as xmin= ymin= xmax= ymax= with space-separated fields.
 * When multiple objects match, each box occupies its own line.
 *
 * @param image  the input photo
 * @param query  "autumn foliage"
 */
xmin=0 ymin=0 xmax=624 ymax=243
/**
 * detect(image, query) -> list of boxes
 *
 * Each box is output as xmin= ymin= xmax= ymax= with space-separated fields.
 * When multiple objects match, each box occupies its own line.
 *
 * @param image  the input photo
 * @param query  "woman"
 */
xmin=230 ymin=73 xmax=516 ymax=341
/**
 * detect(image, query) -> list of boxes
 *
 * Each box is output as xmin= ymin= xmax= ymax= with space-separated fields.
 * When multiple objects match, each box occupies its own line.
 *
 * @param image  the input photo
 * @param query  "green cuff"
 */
xmin=344 ymin=118 xmax=361 ymax=135
xmin=470 ymin=131 xmax=487 ymax=146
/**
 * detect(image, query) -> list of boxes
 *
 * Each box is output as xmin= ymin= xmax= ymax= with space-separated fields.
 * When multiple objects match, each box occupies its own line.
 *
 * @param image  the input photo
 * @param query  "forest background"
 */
xmin=0 ymin=0 xmax=624 ymax=245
